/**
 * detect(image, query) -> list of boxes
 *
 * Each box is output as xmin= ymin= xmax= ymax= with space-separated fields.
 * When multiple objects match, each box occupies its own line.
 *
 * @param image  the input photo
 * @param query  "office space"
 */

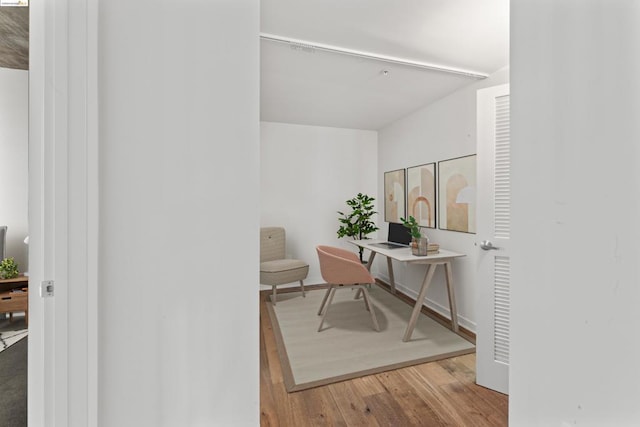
xmin=25 ymin=1 xmax=640 ymax=425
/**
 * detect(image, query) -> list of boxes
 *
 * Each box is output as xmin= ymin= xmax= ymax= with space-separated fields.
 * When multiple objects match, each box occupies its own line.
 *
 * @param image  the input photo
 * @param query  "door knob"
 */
xmin=479 ymin=240 xmax=500 ymax=250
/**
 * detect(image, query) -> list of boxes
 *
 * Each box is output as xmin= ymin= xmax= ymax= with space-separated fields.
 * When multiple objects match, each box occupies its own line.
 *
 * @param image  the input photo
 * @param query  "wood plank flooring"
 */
xmin=260 ymin=288 xmax=508 ymax=426
xmin=0 ymin=6 xmax=29 ymax=70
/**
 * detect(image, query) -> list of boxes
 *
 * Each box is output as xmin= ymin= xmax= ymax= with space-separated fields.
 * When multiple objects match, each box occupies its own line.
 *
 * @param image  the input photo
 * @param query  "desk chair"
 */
xmin=260 ymin=227 xmax=308 ymax=305
xmin=316 ymin=245 xmax=380 ymax=332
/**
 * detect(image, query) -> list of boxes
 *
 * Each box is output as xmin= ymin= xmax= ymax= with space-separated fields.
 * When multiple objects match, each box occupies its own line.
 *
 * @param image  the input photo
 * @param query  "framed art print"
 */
xmin=438 ymin=155 xmax=477 ymax=233
xmin=406 ymin=163 xmax=436 ymax=228
xmin=384 ymin=169 xmax=406 ymax=223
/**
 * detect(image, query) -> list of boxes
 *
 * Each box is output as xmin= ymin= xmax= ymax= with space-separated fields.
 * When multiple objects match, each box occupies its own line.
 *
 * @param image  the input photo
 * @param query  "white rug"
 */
xmin=266 ymin=285 xmax=475 ymax=392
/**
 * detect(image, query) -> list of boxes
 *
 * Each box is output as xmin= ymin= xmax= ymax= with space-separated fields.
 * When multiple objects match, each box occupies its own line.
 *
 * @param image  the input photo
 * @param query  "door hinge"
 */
xmin=40 ymin=280 xmax=54 ymax=297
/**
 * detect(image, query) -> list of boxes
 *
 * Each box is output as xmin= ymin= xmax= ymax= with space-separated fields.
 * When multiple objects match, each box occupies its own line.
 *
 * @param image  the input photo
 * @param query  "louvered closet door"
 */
xmin=476 ymin=84 xmax=510 ymax=395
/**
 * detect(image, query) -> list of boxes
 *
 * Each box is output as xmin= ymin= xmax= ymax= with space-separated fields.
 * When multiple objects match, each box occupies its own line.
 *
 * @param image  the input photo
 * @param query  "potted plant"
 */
xmin=337 ymin=193 xmax=379 ymax=262
xmin=0 ymin=257 xmax=19 ymax=279
xmin=401 ymin=216 xmax=429 ymax=256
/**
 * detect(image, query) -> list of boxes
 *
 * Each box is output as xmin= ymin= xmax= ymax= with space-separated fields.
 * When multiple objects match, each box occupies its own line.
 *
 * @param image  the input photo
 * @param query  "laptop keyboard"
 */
xmin=370 ymin=242 xmax=407 ymax=249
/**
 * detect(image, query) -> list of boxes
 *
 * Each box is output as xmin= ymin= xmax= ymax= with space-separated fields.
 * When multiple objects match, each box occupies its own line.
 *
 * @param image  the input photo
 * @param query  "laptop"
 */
xmin=370 ymin=222 xmax=412 ymax=249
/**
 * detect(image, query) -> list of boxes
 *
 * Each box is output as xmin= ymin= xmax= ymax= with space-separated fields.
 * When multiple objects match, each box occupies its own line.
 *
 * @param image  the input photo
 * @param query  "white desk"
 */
xmin=350 ymin=240 xmax=465 ymax=342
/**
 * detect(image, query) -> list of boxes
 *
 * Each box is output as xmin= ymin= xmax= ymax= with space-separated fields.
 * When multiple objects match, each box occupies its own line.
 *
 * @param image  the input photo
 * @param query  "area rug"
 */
xmin=0 ymin=329 xmax=27 ymax=354
xmin=266 ymin=285 xmax=475 ymax=392
xmin=0 ymin=313 xmax=27 ymax=354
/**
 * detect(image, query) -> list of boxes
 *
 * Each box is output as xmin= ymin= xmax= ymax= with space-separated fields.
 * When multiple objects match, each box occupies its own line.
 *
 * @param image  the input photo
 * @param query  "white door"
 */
xmin=476 ymin=84 xmax=510 ymax=394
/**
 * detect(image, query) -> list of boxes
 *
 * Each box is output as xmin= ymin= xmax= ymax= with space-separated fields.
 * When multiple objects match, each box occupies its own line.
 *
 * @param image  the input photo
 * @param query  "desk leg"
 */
xmin=365 ymin=251 xmax=376 ymax=271
xmin=444 ymin=262 xmax=459 ymax=332
xmin=386 ymin=257 xmax=396 ymax=294
xmin=403 ymin=264 xmax=437 ymax=342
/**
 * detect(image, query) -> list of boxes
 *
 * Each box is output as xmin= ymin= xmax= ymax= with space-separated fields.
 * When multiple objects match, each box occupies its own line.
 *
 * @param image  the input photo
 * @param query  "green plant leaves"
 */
xmin=337 ymin=193 xmax=380 ymax=261
xmin=400 ymin=216 xmax=422 ymax=239
xmin=0 ymin=257 xmax=19 ymax=279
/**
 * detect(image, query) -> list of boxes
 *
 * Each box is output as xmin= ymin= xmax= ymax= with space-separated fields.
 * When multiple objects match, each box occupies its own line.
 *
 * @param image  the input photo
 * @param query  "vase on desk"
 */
xmin=411 ymin=236 xmax=429 ymax=256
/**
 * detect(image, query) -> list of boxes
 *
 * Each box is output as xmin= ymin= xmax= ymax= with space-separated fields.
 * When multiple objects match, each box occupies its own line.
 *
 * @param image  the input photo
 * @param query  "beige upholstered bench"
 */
xmin=260 ymin=227 xmax=308 ymax=305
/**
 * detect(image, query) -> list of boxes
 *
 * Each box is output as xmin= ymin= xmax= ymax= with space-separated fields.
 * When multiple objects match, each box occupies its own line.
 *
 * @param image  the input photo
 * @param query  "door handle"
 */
xmin=479 ymin=240 xmax=500 ymax=250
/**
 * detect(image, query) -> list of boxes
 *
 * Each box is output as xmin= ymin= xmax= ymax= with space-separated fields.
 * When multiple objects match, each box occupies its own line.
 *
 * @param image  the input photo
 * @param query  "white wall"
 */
xmin=261 ymin=121 xmax=378 ymax=285
xmin=511 ymin=1 xmax=640 ymax=425
xmin=0 ymin=67 xmax=28 ymax=270
xmin=377 ymin=67 xmax=509 ymax=332
xmin=99 ymin=1 xmax=259 ymax=425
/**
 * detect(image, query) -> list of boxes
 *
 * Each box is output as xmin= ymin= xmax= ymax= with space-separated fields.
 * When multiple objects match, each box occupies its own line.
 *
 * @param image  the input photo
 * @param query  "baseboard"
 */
xmin=259 ymin=283 xmax=328 ymax=295
xmin=374 ymin=278 xmax=476 ymax=343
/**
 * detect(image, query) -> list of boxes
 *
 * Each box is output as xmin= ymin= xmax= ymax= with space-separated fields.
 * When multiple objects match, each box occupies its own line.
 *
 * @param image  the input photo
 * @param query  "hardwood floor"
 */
xmin=260 ymin=289 xmax=508 ymax=426
xmin=0 ymin=6 xmax=29 ymax=70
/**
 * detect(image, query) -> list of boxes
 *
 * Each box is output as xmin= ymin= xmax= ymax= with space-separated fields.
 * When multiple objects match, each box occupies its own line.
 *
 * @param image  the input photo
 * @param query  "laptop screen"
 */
xmin=388 ymin=222 xmax=412 ymax=246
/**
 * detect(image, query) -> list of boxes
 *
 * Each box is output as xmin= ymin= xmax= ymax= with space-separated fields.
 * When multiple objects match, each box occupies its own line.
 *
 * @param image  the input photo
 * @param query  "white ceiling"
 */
xmin=260 ymin=0 xmax=509 ymax=130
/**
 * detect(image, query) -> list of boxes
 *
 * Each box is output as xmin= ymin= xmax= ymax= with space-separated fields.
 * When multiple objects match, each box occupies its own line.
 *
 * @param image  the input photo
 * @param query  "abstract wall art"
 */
xmin=438 ymin=155 xmax=477 ymax=233
xmin=384 ymin=169 xmax=406 ymax=223
xmin=406 ymin=163 xmax=436 ymax=228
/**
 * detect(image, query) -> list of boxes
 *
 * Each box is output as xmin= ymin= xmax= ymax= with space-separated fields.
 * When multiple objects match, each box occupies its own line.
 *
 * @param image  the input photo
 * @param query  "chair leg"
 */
xmin=361 ymin=287 xmax=371 ymax=312
xmin=354 ymin=284 xmax=372 ymax=298
xmin=317 ymin=287 xmax=337 ymax=332
xmin=299 ymin=280 xmax=306 ymax=297
xmin=317 ymin=286 xmax=333 ymax=315
xmin=361 ymin=287 xmax=380 ymax=332
xmin=272 ymin=285 xmax=277 ymax=305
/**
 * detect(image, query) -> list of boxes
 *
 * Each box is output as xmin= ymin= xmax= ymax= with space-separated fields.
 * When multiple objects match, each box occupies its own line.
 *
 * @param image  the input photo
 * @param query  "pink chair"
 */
xmin=316 ymin=245 xmax=380 ymax=332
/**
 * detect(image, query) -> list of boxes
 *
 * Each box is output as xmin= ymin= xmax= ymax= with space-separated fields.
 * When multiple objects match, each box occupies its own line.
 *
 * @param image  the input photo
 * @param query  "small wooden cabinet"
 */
xmin=0 ymin=276 xmax=29 ymax=325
